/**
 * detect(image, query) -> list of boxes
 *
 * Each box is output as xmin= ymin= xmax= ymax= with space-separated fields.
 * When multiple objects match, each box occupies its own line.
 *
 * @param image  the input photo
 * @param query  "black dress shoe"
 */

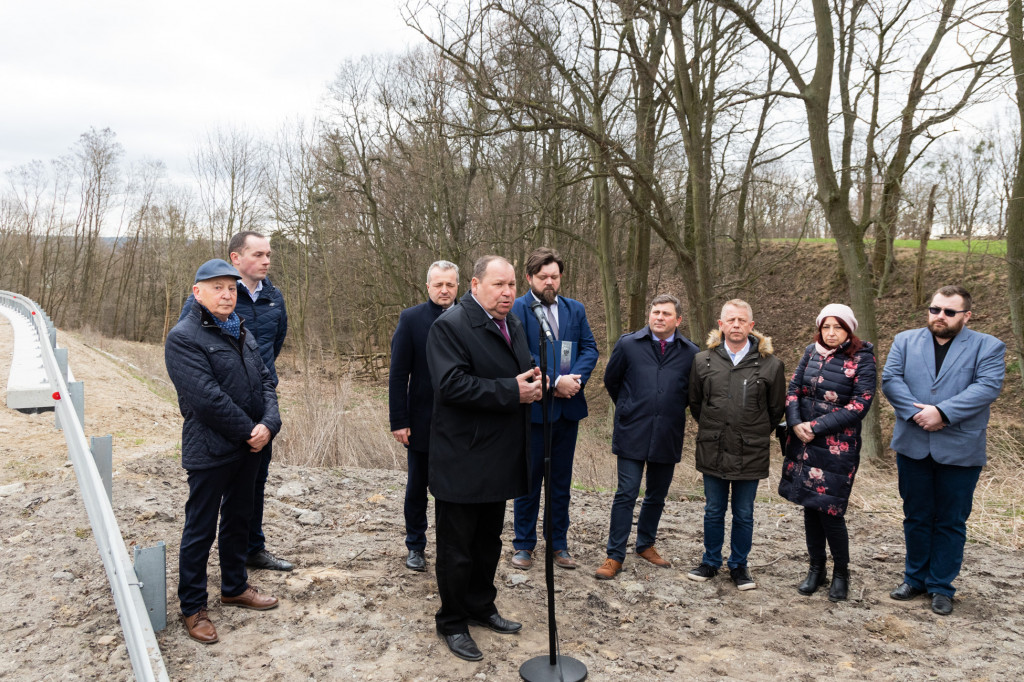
xmin=405 ymin=549 xmax=426 ymax=572
xmin=439 ymin=631 xmax=483 ymax=661
xmin=889 ymin=582 xmax=925 ymax=601
xmin=470 ymin=612 xmax=522 ymax=634
xmin=931 ymin=593 xmax=954 ymax=616
xmin=246 ymin=549 xmax=293 ymax=572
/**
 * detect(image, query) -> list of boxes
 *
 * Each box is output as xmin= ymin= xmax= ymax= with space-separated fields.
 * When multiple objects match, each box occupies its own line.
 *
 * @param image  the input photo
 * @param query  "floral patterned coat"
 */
xmin=778 ymin=341 xmax=876 ymax=516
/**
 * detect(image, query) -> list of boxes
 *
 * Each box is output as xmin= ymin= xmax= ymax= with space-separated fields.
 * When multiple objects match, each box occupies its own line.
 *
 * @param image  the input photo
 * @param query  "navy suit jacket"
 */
xmin=388 ymin=299 xmax=450 ymax=452
xmin=510 ymin=292 xmax=599 ymax=424
xmin=881 ymin=326 xmax=1005 ymax=466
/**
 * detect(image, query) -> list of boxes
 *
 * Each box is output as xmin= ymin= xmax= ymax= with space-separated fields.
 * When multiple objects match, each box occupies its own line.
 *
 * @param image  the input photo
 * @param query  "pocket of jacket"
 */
xmin=739 ymin=433 xmax=770 ymax=460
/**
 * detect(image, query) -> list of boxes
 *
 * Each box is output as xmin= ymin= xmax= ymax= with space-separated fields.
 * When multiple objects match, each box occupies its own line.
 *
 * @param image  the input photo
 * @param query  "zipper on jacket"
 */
xmin=742 ymin=378 xmax=748 ymax=404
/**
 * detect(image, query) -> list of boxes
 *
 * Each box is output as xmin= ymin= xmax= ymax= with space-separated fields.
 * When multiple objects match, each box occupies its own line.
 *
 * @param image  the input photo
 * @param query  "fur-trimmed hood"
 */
xmin=704 ymin=328 xmax=774 ymax=355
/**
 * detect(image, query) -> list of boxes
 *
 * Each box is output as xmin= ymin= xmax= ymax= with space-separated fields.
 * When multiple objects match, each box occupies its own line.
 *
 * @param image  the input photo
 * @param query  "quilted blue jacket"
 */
xmin=166 ymin=303 xmax=282 ymax=471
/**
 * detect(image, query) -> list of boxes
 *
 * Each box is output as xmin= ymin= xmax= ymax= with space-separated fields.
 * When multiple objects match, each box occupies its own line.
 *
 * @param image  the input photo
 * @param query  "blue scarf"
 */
xmin=203 ymin=305 xmax=241 ymax=339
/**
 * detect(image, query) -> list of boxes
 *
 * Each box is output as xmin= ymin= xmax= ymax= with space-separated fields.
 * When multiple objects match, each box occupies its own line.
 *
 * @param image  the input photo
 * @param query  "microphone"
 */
xmin=528 ymin=299 xmax=556 ymax=344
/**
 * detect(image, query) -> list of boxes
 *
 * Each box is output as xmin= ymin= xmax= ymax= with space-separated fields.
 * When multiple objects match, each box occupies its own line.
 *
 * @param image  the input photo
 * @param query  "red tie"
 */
xmin=495 ymin=318 xmax=511 ymax=346
xmin=660 ymin=339 xmax=667 ymax=355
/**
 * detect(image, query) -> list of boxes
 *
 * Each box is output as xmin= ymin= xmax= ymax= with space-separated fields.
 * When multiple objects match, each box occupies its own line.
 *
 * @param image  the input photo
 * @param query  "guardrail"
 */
xmin=0 ymin=291 xmax=169 ymax=682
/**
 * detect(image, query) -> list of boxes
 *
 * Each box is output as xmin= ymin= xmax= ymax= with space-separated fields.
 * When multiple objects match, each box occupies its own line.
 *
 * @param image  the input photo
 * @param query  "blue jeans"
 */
xmin=897 ymin=453 xmax=981 ymax=597
xmin=514 ymin=420 xmax=579 ymax=552
xmin=606 ymin=457 xmax=675 ymax=563
xmin=701 ymin=474 xmax=759 ymax=570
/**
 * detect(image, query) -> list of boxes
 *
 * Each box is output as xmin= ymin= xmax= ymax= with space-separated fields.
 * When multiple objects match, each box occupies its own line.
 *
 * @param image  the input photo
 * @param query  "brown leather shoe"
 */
xmin=637 ymin=546 xmax=671 ymax=567
xmin=553 ymin=550 xmax=578 ymax=569
xmin=594 ymin=558 xmax=622 ymax=580
xmin=220 ymin=585 xmax=279 ymax=610
xmin=182 ymin=609 xmax=218 ymax=644
xmin=511 ymin=550 xmax=533 ymax=570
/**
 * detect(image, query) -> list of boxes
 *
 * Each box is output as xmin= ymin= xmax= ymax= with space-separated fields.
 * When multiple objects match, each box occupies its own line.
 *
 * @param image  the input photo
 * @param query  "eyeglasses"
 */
xmin=927 ymin=306 xmax=967 ymax=317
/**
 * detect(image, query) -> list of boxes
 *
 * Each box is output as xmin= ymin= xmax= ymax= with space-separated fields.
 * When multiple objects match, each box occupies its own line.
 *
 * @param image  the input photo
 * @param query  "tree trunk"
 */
xmin=1007 ymin=0 xmax=1024 ymax=389
xmin=913 ymin=184 xmax=938 ymax=307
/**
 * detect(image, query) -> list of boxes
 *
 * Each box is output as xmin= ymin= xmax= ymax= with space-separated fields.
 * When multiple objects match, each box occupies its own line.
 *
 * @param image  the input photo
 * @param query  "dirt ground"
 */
xmin=2 ymin=321 xmax=1024 ymax=682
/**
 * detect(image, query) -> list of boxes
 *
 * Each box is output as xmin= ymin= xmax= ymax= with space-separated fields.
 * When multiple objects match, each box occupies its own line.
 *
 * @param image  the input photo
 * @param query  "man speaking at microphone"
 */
xmin=426 ymin=255 xmax=542 ymax=661
xmin=509 ymin=247 xmax=598 ymax=571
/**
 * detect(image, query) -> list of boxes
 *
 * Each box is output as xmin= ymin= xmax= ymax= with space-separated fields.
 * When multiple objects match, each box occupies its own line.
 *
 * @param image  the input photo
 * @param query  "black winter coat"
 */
xmin=603 ymin=327 xmax=699 ymax=463
xmin=179 ymin=277 xmax=287 ymax=384
xmin=165 ymin=303 xmax=282 ymax=471
xmin=425 ymin=292 xmax=532 ymax=503
xmin=689 ymin=331 xmax=787 ymax=480
xmin=388 ymin=299 xmax=451 ymax=452
xmin=779 ymin=342 xmax=876 ymax=516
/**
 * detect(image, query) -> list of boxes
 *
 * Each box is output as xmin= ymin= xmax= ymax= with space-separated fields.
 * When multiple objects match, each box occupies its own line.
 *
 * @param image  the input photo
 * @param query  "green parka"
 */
xmin=688 ymin=329 xmax=786 ymax=480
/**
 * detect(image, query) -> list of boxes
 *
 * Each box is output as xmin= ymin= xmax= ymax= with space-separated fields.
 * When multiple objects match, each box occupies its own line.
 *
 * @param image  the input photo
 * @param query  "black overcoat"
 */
xmin=426 ymin=291 xmax=533 ymax=503
xmin=388 ymin=298 xmax=450 ymax=452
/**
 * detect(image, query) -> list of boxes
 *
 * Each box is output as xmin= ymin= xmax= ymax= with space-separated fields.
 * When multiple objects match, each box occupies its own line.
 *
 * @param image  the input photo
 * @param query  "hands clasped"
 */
xmin=912 ymin=403 xmax=946 ymax=431
xmin=553 ymin=374 xmax=582 ymax=399
xmin=248 ymin=423 xmax=272 ymax=452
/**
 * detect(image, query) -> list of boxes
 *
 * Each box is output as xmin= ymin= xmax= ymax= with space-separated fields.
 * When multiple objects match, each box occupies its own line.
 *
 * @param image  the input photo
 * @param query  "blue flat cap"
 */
xmin=195 ymin=259 xmax=240 ymax=283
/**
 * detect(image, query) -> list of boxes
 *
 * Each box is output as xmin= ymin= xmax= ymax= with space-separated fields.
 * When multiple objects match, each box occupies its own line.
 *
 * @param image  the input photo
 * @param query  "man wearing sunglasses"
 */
xmin=881 ymin=285 xmax=1005 ymax=616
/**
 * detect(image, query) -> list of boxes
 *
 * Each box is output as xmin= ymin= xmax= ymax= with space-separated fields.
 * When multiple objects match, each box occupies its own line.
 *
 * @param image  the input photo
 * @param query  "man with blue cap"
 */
xmin=165 ymin=259 xmax=283 ymax=643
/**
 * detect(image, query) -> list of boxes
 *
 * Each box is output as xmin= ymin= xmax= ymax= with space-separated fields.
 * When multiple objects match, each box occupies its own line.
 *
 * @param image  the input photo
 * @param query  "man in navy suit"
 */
xmin=389 ymin=260 xmax=459 ymax=572
xmin=509 ymin=247 xmax=599 ymax=570
xmin=882 ymin=285 xmax=1005 ymax=616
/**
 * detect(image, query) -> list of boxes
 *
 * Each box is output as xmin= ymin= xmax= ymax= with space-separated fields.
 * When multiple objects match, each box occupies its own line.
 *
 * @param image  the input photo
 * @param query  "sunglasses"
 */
xmin=927 ymin=306 xmax=967 ymax=317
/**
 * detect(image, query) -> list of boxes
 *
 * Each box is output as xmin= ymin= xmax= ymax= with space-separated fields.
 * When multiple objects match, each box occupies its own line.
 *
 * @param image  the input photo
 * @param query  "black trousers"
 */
xmin=404 ymin=448 xmax=429 ymax=551
xmin=246 ymin=441 xmax=273 ymax=555
xmin=434 ymin=499 xmax=505 ymax=635
xmin=804 ymin=506 xmax=849 ymax=567
xmin=179 ymin=454 xmax=260 ymax=616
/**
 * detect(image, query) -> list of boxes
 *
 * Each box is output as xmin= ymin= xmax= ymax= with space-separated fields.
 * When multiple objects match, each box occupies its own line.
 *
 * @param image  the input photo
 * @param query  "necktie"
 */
xmin=660 ymin=339 xmax=667 ymax=355
xmin=495 ymin=318 xmax=511 ymax=346
xmin=545 ymin=305 xmax=559 ymax=340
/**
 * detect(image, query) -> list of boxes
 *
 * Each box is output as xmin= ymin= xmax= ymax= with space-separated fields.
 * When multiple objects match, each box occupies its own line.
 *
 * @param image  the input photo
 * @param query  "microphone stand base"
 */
xmin=520 ymin=655 xmax=588 ymax=682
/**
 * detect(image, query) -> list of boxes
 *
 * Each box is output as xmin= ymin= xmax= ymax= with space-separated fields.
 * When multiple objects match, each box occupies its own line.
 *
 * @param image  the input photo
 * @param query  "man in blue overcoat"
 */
xmin=882 ymin=285 xmax=1005 ymax=616
xmin=594 ymin=294 xmax=698 ymax=580
xmin=509 ymin=247 xmax=599 ymax=571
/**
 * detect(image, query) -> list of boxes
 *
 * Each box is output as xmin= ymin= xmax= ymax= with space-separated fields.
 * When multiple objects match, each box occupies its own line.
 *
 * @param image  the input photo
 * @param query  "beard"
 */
xmin=928 ymin=317 xmax=964 ymax=339
xmin=533 ymin=285 xmax=557 ymax=306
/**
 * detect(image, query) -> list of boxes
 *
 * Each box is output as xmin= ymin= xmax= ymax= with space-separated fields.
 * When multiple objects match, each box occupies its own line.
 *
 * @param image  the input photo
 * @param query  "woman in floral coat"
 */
xmin=779 ymin=303 xmax=876 ymax=602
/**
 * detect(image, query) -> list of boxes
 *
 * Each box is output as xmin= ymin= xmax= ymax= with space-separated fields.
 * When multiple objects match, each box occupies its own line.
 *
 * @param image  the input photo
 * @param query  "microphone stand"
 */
xmin=520 ymin=321 xmax=587 ymax=682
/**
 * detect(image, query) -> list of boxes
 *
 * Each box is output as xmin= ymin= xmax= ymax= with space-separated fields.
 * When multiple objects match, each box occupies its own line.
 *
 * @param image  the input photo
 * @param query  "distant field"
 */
xmin=773 ymin=237 xmax=1006 ymax=255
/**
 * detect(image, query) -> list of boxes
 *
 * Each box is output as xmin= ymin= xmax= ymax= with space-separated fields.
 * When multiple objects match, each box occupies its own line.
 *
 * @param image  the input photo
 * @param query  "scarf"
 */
xmin=203 ymin=305 xmax=241 ymax=339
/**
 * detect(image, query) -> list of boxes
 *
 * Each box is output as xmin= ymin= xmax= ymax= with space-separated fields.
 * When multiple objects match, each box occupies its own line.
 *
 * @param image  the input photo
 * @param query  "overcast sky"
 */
xmin=0 ymin=1 xmax=421 ymax=182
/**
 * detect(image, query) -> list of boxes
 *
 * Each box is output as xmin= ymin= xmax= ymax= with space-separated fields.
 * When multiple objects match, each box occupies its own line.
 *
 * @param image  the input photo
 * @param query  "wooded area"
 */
xmin=2 ymin=0 xmax=1023 ymax=458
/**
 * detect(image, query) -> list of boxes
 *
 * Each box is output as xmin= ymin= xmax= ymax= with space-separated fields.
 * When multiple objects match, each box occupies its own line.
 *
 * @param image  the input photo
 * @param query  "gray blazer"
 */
xmin=881 ymin=326 xmax=1005 ymax=466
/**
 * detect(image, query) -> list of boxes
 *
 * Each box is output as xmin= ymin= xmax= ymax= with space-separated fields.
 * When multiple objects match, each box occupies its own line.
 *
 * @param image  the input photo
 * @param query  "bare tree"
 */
xmin=191 ymin=125 xmax=266 ymax=251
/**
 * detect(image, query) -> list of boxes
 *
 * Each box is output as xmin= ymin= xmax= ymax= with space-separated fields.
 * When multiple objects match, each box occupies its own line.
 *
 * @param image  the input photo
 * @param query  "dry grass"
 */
xmin=73 ymin=326 xmax=176 ymax=402
xmin=274 ymin=354 xmax=404 ymax=471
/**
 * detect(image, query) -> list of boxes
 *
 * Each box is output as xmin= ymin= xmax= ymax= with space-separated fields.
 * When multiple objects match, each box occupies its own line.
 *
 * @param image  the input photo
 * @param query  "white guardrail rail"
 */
xmin=0 ymin=291 xmax=169 ymax=682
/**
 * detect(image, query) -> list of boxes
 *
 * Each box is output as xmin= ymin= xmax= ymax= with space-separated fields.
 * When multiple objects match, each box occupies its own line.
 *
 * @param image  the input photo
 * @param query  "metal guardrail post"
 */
xmin=90 ymin=435 xmax=113 ymax=504
xmin=56 ymin=380 xmax=84 ymax=432
xmin=133 ymin=542 xmax=167 ymax=632
xmin=54 ymin=347 xmax=68 ymax=380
